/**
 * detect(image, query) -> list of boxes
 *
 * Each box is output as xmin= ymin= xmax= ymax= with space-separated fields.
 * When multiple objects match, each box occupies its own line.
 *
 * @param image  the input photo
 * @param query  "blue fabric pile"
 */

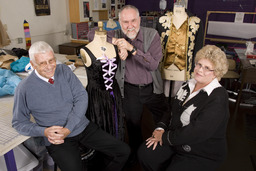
xmin=0 ymin=68 xmax=21 ymax=97
xmin=10 ymin=56 xmax=30 ymax=72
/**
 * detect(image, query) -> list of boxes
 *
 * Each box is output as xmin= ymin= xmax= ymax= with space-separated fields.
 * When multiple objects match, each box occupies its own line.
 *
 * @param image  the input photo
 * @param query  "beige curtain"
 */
xmin=0 ymin=20 xmax=11 ymax=47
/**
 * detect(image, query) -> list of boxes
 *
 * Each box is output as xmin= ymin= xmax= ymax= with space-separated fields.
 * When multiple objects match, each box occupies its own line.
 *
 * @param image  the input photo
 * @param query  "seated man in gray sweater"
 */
xmin=12 ymin=41 xmax=130 ymax=171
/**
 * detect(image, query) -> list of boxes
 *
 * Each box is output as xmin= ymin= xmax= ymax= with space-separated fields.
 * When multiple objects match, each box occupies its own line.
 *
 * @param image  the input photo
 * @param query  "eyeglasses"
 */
xmin=36 ymin=58 xmax=56 ymax=68
xmin=195 ymin=62 xmax=214 ymax=72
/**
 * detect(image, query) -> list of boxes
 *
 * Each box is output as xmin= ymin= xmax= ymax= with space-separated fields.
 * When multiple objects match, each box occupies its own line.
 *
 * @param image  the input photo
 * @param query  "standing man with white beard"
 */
xmin=88 ymin=5 xmax=169 ymax=166
xmin=112 ymin=5 xmax=169 ymax=166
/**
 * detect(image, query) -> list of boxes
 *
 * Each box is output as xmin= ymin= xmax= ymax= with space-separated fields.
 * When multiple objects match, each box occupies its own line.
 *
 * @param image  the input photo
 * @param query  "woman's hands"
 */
xmin=146 ymin=129 xmax=165 ymax=150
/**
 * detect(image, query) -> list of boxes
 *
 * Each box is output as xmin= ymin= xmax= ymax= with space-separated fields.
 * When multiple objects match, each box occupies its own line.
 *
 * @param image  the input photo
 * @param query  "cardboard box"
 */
xmin=65 ymin=55 xmax=84 ymax=67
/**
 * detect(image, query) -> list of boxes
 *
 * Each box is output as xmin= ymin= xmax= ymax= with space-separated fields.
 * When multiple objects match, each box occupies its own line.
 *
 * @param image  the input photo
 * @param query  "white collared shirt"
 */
xmin=34 ymin=69 xmax=54 ymax=83
xmin=185 ymin=78 xmax=221 ymax=104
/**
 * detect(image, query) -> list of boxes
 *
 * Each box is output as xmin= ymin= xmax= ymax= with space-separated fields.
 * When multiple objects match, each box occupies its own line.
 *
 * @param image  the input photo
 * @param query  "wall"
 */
xmin=125 ymin=0 xmax=172 ymax=14
xmin=0 ymin=0 xmax=255 ymax=52
xmin=126 ymin=0 xmax=256 ymax=17
xmin=0 ymin=0 xmax=71 ymax=52
xmin=188 ymin=0 xmax=256 ymax=24
xmin=126 ymin=0 xmax=256 ymax=48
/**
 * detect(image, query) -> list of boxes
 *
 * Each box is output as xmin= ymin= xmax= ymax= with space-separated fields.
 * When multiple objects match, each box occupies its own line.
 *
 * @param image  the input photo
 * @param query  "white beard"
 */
xmin=121 ymin=27 xmax=140 ymax=40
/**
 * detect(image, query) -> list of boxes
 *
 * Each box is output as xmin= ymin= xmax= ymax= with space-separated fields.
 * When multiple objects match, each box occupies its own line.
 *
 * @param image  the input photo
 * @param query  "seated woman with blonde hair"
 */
xmin=138 ymin=45 xmax=229 ymax=171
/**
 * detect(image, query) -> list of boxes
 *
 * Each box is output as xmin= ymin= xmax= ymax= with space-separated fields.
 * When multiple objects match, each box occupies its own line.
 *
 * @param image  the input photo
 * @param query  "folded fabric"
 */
xmin=0 ymin=54 xmax=18 ymax=70
xmin=0 ymin=68 xmax=21 ymax=97
xmin=10 ymin=56 xmax=30 ymax=72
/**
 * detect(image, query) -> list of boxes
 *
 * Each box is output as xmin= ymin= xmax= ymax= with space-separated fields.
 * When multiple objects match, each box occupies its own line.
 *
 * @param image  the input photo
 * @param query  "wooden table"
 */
xmin=59 ymin=42 xmax=86 ymax=55
xmin=0 ymin=96 xmax=30 ymax=171
xmin=234 ymin=49 xmax=256 ymax=115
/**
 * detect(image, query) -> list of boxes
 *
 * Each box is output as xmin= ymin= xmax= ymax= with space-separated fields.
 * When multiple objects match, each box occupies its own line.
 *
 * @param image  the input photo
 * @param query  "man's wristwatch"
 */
xmin=130 ymin=46 xmax=137 ymax=54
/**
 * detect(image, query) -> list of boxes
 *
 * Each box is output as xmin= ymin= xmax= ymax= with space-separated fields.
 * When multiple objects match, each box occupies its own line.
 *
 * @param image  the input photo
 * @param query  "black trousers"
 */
xmin=138 ymin=143 xmax=222 ymax=171
xmin=123 ymin=82 xmax=169 ymax=156
xmin=46 ymin=122 xmax=130 ymax=171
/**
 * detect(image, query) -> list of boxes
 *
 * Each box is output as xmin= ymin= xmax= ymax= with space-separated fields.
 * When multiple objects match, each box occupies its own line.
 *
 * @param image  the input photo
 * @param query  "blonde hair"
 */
xmin=195 ymin=45 xmax=229 ymax=81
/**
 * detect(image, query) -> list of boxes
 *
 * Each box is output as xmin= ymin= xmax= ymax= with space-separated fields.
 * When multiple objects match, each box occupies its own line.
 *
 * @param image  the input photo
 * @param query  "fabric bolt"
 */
xmin=23 ymin=20 xmax=31 ymax=50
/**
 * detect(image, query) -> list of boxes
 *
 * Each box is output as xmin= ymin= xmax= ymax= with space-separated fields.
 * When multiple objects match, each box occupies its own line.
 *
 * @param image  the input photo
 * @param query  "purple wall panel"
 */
xmin=125 ymin=0 xmax=256 ymax=23
xmin=125 ymin=0 xmax=256 ymax=48
xmin=125 ymin=0 xmax=173 ymax=13
xmin=188 ymin=0 xmax=256 ymax=24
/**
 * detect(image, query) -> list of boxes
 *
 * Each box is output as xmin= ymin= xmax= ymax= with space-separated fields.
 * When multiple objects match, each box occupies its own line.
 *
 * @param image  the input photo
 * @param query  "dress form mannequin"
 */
xmin=80 ymin=21 xmax=124 ymax=141
xmin=80 ymin=21 xmax=116 ymax=67
xmin=172 ymin=2 xmax=187 ymax=29
xmin=106 ymin=18 xmax=117 ymax=29
xmin=162 ymin=1 xmax=188 ymax=97
xmin=157 ymin=2 xmax=203 ymax=97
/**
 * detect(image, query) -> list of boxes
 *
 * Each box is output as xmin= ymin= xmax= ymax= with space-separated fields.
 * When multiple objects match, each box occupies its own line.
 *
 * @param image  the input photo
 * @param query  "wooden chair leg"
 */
xmin=234 ymin=87 xmax=242 ymax=116
xmin=234 ymin=76 xmax=245 ymax=116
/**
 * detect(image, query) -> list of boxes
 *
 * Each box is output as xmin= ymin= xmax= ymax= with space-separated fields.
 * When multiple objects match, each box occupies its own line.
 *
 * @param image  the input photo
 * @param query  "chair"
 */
xmin=234 ymin=62 xmax=256 ymax=116
xmin=223 ymin=59 xmax=240 ymax=79
xmin=222 ymin=58 xmax=240 ymax=91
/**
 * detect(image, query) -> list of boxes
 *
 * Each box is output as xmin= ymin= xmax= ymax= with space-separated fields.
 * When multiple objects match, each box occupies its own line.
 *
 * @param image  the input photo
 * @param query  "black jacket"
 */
xmin=156 ymin=81 xmax=229 ymax=161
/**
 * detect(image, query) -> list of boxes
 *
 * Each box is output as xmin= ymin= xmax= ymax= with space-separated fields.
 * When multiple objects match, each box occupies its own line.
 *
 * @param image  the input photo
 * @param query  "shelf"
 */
xmin=71 ymin=39 xmax=89 ymax=44
xmin=92 ymin=9 xmax=108 ymax=12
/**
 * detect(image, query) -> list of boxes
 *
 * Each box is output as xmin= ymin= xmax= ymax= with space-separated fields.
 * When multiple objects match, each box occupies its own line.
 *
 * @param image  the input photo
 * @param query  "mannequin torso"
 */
xmin=172 ymin=5 xmax=187 ymax=30
xmin=80 ymin=31 xmax=116 ymax=67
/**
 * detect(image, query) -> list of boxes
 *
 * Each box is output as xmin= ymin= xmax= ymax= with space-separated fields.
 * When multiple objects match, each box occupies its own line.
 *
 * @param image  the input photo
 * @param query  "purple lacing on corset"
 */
xmin=97 ymin=54 xmax=117 ymax=91
xmin=98 ymin=54 xmax=118 ymax=138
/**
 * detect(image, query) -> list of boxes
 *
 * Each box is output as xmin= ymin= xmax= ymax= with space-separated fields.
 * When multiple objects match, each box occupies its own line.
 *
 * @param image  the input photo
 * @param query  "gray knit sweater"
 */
xmin=12 ymin=64 xmax=90 ymax=145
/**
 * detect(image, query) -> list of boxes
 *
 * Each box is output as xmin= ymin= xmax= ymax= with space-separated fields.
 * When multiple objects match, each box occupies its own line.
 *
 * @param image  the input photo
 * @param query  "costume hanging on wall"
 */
xmin=81 ymin=46 xmax=124 ymax=141
xmin=157 ymin=10 xmax=204 ymax=81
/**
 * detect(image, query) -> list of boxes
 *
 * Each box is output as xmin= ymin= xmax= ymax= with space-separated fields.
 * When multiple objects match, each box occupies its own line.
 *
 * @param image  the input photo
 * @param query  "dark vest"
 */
xmin=114 ymin=27 xmax=164 ymax=97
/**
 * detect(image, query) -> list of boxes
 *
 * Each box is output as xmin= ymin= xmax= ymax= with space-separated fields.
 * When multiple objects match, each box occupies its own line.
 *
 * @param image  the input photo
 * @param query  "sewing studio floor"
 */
xmin=43 ymin=97 xmax=256 ymax=171
xmin=123 ymin=101 xmax=256 ymax=171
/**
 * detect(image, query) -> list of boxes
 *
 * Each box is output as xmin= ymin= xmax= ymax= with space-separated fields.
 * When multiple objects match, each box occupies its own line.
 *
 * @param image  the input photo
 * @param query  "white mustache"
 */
xmin=127 ymin=28 xmax=135 ymax=31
